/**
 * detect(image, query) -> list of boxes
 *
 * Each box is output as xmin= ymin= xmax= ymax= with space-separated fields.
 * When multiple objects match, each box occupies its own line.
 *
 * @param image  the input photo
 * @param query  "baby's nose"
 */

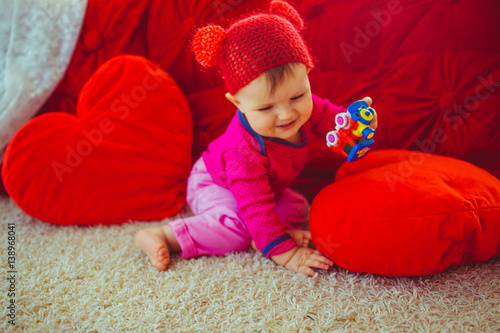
xmin=278 ymin=105 xmax=294 ymax=118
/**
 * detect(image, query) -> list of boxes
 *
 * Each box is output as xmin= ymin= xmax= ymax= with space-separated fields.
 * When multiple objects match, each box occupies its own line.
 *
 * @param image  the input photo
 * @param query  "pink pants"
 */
xmin=169 ymin=157 xmax=309 ymax=259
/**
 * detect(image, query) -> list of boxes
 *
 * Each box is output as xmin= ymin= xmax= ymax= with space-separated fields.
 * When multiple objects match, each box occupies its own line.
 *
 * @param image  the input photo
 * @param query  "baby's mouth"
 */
xmin=276 ymin=119 xmax=297 ymax=129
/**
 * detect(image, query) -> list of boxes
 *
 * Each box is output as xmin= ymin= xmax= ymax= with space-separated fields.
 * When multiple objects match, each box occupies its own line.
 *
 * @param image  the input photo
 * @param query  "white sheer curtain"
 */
xmin=0 ymin=0 xmax=87 ymax=162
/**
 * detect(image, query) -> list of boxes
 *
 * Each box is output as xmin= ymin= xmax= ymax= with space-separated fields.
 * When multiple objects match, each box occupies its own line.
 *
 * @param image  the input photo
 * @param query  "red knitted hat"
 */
xmin=192 ymin=0 xmax=314 ymax=94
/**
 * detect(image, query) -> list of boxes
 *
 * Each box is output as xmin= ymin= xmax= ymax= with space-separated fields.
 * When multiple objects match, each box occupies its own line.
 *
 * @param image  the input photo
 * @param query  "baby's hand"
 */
xmin=362 ymin=96 xmax=378 ymax=130
xmin=285 ymin=247 xmax=334 ymax=277
xmin=287 ymin=229 xmax=312 ymax=248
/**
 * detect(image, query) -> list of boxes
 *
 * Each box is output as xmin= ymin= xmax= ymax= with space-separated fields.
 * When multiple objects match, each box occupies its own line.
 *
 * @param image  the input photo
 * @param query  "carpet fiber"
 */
xmin=1 ymin=196 xmax=499 ymax=332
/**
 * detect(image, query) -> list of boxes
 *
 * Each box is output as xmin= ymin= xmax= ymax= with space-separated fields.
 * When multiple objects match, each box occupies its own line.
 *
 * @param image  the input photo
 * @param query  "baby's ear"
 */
xmin=225 ymin=92 xmax=240 ymax=108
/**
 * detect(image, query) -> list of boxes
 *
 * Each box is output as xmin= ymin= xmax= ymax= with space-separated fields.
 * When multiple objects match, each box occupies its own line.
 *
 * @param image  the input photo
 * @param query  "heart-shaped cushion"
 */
xmin=1 ymin=55 xmax=192 ymax=225
xmin=310 ymin=149 xmax=500 ymax=276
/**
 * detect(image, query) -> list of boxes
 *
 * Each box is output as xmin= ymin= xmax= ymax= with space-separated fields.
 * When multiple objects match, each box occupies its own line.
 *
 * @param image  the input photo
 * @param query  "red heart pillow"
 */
xmin=310 ymin=149 xmax=500 ymax=276
xmin=1 ymin=55 xmax=192 ymax=225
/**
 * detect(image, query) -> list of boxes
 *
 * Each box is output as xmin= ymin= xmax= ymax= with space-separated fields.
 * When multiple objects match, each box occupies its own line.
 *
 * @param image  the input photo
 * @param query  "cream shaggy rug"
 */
xmin=1 ymin=196 xmax=499 ymax=332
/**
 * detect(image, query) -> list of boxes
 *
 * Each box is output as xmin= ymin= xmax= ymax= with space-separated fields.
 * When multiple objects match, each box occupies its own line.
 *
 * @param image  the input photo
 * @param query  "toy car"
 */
xmin=326 ymin=100 xmax=376 ymax=162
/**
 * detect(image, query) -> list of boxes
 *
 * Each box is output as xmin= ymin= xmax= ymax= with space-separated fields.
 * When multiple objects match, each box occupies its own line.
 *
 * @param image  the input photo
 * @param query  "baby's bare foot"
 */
xmin=136 ymin=227 xmax=171 ymax=271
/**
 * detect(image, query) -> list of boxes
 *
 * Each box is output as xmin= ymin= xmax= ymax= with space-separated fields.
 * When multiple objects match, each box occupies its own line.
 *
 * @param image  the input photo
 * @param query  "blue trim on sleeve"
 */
xmin=262 ymin=234 xmax=292 ymax=257
xmin=238 ymin=110 xmax=267 ymax=155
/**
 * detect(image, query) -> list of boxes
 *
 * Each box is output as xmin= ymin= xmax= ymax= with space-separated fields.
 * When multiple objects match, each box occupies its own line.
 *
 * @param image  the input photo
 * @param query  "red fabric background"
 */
xmin=2 ymin=0 xmax=499 ymax=214
xmin=33 ymin=0 xmax=500 ymax=193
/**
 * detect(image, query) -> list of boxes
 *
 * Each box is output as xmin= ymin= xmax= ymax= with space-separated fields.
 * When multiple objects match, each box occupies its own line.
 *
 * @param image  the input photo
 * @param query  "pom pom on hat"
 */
xmin=192 ymin=25 xmax=227 ymax=68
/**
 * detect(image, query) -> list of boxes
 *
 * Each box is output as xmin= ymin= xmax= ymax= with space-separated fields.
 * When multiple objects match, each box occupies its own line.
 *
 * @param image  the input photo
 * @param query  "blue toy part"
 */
xmin=346 ymin=139 xmax=375 ymax=162
xmin=348 ymin=100 xmax=375 ymax=126
xmin=362 ymin=127 xmax=376 ymax=140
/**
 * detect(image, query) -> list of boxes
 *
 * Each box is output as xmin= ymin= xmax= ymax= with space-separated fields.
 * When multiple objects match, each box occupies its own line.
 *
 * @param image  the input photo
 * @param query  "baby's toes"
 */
xmin=155 ymin=261 xmax=168 ymax=271
xmin=154 ymin=258 xmax=168 ymax=271
xmin=157 ymin=246 xmax=169 ymax=258
xmin=157 ymin=247 xmax=170 ymax=268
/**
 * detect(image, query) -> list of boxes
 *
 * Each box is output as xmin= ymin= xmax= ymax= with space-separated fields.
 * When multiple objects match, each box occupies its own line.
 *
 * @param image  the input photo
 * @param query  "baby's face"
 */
xmin=227 ymin=63 xmax=313 ymax=143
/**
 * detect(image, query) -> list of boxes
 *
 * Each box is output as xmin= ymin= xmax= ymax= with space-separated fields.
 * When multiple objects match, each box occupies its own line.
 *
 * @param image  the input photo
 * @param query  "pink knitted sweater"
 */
xmin=202 ymin=94 xmax=345 ymax=258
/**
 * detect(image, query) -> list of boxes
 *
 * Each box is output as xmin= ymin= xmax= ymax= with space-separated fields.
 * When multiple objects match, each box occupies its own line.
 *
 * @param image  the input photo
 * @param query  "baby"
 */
xmin=136 ymin=0 xmax=377 ymax=276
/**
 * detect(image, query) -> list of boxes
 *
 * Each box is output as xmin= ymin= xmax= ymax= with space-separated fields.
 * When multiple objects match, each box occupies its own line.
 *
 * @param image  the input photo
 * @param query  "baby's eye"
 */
xmin=291 ymin=93 xmax=305 ymax=101
xmin=258 ymin=105 xmax=273 ymax=111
